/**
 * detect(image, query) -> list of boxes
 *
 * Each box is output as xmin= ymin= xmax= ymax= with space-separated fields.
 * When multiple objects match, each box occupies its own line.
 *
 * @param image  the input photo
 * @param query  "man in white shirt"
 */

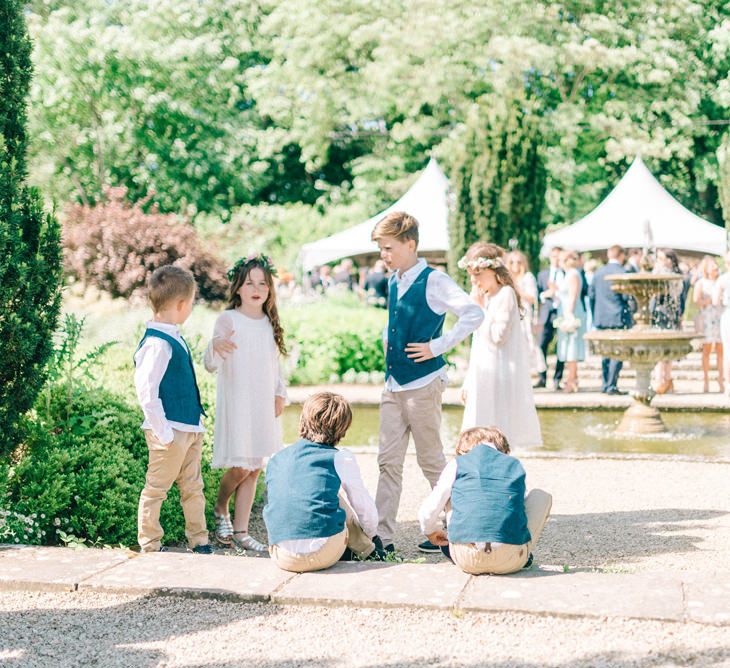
xmin=371 ymin=211 xmax=484 ymax=554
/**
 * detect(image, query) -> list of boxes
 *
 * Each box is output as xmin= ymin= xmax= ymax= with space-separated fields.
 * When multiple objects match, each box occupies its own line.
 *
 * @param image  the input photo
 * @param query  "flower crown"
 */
xmin=227 ymin=253 xmax=278 ymax=282
xmin=457 ymin=255 xmax=504 ymax=271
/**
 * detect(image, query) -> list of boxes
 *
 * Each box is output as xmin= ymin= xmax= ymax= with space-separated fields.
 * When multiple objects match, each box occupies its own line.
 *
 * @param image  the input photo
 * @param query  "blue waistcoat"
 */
xmin=135 ymin=328 xmax=205 ymax=426
xmin=386 ymin=266 xmax=446 ymax=385
xmin=263 ymin=439 xmax=346 ymax=545
xmin=448 ymin=445 xmax=531 ymax=545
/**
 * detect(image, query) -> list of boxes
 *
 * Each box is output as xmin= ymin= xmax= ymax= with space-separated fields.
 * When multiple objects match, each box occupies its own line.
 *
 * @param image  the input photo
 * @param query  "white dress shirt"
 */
xmin=383 ymin=259 xmax=484 ymax=392
xmin=277 ymin=449 xmax=378 ymax=554
xmin=134 ymin=321 xmax=205 ymax=445
xmin=418 ymin=443 xmax=503 ymax=550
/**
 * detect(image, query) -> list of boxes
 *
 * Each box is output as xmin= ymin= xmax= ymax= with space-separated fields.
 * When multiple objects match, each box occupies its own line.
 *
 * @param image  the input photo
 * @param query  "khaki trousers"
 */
xmin=376 ymin=380 xmax=446 ymax=544
xmin=138 ymin=429 xmax=209 ymax=552
xmin=269 ymin=491 xmax=375 ymax=573
xmin=450 ymin=489 xmax=553 ymax=575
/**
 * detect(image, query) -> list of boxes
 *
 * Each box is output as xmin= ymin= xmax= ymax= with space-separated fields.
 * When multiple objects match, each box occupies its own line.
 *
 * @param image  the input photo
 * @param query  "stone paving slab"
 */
xmin=79 ymin=551 xmax=297 ymax=602
xmin=0 ymin=545 xmax=133 ymax=592
xmin=684 ymin=576 xmax=730 ymax=625
xmin=459 ymin=569 xmax=685 ymax=621
xmin=272 ymin=561 xmax=471 ymax=610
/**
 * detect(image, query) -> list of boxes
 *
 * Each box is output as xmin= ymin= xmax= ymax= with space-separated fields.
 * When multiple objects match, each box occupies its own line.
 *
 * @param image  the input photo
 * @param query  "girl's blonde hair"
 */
xmin=506 ymin=250 xmax=530 ymax=278
xmin=463 ymin=242 xmax=523 ymax=314
xmin=456 ymin=426 xmax=511 ymax=455
xmin=698 ymin=255 xmax=718 ymax=280
xmin=561 ymin=250 xmax=580 ymax=270
xmin=227 ymin=258 xmax=287 ymax=356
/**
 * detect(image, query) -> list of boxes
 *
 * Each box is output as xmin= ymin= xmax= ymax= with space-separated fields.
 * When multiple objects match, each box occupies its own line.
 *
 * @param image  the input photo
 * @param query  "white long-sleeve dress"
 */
xmin=461 ymin=286 xmax=542 ymax=448
xmin=204 ymin=309 xmax=287 ymax=470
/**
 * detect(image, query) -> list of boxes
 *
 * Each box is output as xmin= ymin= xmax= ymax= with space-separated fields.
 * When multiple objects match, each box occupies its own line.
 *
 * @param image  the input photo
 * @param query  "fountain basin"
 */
xmin=583 ymin=329 xmax=695 ymax=365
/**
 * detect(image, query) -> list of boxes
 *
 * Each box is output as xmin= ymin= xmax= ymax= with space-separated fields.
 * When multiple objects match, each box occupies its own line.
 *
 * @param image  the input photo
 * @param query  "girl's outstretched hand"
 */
xmin=274 ymin=395 xmax=285 ymax=417
xmin=212 ymin=330 xmax=237 ymax=358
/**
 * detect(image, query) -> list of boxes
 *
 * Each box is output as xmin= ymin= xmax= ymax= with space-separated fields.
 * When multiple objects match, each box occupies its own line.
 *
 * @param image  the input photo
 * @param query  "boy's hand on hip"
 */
xmin=274 ymin=395 xmax=285 ymax=417
xmin=213 ymin=331 xmax=237 ymax=357
xmin=405 ymin=342 xmax=434 ymax=362
xmin=428 ymin=530 xmax=449 ymax=546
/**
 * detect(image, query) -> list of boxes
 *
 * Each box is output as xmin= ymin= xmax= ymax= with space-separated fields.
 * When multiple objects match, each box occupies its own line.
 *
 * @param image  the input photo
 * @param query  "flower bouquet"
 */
xmin=555 ymin=314 xmax=581 ymax=334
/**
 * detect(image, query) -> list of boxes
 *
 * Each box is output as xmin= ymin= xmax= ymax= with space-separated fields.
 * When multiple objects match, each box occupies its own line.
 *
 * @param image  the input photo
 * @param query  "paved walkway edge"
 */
xmin=2 ymin=546 xmax=728 ymax=626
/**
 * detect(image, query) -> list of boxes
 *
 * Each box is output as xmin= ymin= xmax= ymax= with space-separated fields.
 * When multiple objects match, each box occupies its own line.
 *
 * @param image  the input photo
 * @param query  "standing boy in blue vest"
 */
xmin=134 ymin=265 xmax=211 ymax=554
xmin=264 ymin=392 xmax=382 ymax=572
xmin=419 ymin=426 xmax=552 ymax=574
xmin=371 ymin=212 xmax=484 ymax=553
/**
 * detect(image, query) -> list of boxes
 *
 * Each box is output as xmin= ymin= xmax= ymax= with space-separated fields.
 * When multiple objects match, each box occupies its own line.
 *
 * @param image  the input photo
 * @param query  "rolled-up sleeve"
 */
xmin=418 ymin=460 xmax=457 ymax=536
xmin=335 ymin=450 xmax=378 ymax=538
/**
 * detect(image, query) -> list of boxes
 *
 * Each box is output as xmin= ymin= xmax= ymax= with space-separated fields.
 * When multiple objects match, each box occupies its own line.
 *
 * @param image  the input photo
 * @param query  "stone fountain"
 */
xmin=584 ymin=271 xmax=695 ymax=435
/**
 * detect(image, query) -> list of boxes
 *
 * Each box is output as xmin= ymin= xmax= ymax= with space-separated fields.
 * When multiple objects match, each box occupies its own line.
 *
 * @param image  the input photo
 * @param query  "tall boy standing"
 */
xmin=134 ymin=265 xmax=211 ymax=554
xmin=371 ymin=212 xmax=484 ymax=553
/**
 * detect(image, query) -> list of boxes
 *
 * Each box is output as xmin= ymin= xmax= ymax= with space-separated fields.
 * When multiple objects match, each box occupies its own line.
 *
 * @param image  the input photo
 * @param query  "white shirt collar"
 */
xmin=146 ymin=320 xmax=181 ymax=338
xmin=395 ymin=258 xmax=427 ymax=284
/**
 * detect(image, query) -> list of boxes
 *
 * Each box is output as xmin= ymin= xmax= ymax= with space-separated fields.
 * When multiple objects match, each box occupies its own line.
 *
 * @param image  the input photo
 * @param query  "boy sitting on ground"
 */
xmin=264 ymin=392 xmax=385 ymax=572
xmin=418 ymin=426 xmax=552 ymax=574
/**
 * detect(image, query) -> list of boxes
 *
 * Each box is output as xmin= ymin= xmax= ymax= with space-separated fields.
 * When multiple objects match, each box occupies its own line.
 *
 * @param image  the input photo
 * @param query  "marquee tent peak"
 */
xmin=541 ymin=155 xmax=726 ymax=256
xmin=298 ymin=158 xmax=450 ymax=272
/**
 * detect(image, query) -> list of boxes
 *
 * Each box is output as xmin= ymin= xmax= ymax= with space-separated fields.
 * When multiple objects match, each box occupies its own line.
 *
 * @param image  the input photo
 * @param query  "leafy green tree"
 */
xmin=449 ymin=98 xmax=546 ymax=278
xmin=718 ymin=132 xmax=730 ymax=232
xmin=0 ymin=0 xmax=62 ymax=457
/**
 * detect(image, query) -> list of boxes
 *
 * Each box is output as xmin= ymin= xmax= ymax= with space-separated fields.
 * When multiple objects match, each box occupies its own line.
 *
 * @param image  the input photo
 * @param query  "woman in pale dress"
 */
xmin=555 ymin=250 xmax=586 ymax=393
xmin=506 ymin=250 xmax=546 ymax=376
xmin=204 ymin=254 xmax=288 ymax=551
xmin=693 ymin=255 xmax=724 ymax=393
xmin=712 ymin=250 xmax=730 ymax=398
xmin=459 ymin=242 xmax=542 ymax=448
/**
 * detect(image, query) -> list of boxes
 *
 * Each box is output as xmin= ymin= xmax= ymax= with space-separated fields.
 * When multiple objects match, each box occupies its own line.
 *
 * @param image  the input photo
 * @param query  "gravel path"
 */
xmin=247 ymin=452 xmax=730 ymax=573
xmin=2 ymin=590 xmax=730 ymax=667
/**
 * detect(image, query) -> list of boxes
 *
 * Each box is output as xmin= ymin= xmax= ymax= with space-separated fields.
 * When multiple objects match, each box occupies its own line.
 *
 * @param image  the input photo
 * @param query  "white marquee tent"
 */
xmin=299 ymin=158 xmax=450 ymax=271
xmin=541 ymin=156 xmax=727 ymax=256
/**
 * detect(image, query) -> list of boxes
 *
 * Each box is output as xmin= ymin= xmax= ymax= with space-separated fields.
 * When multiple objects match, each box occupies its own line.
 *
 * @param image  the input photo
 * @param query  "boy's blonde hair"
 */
xmin=149 ymin=265 xmax=196 ymax=313
xmin=456 ymin=426 xmax=511 ymax=455
xmin=299 ymin=392 xmax=353 ymax=445
xmin=371 ymin=211 xmax=419 ymax=245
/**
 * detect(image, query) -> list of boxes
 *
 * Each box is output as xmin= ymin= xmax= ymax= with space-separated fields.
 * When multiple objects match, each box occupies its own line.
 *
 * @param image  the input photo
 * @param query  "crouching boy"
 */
xmin=418 ymin=426 xmax=552 ymax=575
xmin=264 ymin=392 xmax=384 ymax=572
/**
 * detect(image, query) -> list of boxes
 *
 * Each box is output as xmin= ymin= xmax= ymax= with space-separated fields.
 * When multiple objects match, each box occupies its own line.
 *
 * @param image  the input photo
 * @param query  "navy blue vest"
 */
xmin=263 ymin=439 xmax=346 ymax=545
xmin=135 ymin=328 xmax=205 ymax=426
xmin=448 ymin=445 xmax=531 ymax=545
xmin=386 ymin=266 xmax=446 ymax=385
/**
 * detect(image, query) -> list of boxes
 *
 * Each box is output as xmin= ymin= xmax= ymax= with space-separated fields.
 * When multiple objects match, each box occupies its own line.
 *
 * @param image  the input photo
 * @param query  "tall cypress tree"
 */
xmin=0 ymin=0 xmax=62 ymax=457
xmin=449 ymin=97 xmax=547 ymax=282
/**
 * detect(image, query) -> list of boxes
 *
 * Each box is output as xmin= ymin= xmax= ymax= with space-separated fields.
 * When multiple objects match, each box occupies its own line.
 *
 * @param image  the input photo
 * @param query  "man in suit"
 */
xmin=535 ymin=246 xmax=565 ymax=390
xmin=589 ymin=245 xmax=633 ymax=394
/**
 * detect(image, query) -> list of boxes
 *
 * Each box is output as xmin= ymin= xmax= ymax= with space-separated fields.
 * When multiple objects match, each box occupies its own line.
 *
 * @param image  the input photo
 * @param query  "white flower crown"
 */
xmin=457 ymin=256 xmax=504 ymax=271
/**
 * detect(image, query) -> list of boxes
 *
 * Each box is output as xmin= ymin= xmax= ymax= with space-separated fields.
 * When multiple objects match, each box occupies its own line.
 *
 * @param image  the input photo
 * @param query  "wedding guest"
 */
xmin=371 ymin=212 xmax=483 ymax=554
xmin=461 ymin=243 xmax=541 ymax=448
xmin=555 ymin=250 xmax=586 ymax=393
xmin=364 ymin=260 xmax=389 ymax=309
xmin=583 ymin=258 xmax=598 ymax=331
xmin=652 ymin=248 xmax=690 ymax=394
xmin=535 ymin=247 xmax=565 ymax=389
xmin=589 ymin=246 xmax=632 ymax=394
xmin=506 ymin=250 xmax=546 ymax=377
xmin=626 ymin=248 xmax=642 ymax=273
xmin=712 ymin=250 xmax=730 ymax=398
xmin=694 ymin=256 xmax=724 ymax=393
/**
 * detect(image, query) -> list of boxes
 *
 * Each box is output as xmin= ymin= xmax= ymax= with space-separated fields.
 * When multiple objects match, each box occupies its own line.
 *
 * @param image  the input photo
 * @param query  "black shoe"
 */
xmin=367 ymin=535 xmax=387 ymax=561
xmin=605 ymin=388 xmax=627 ymax=395
xmin=383 ymin=543 xmax=395 ymax=554
xmin=157 ymin=546 xmax=169 ymax=553
xmin=553 ymin=382 xmax=562 ymax=391
xmin=522 ymin=552 xmax=534 ymax=569
xmin=533 ymin=379 xmax=546 ymax=389
xmin=191 ymin=544 xmax=213 ymax=555
xmin=417 ymin=540 xmax=441 ymax=553
xmin=339 ymin=547 xmax=355 ymax=561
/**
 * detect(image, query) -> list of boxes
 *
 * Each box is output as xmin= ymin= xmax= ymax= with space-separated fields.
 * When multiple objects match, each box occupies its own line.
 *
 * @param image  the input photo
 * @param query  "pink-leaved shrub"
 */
xmin=63 ymin=187 xmax=228 ymax=302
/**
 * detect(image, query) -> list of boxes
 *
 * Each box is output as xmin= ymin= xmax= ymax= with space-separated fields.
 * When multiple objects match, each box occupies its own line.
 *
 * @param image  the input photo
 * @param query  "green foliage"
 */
xmin=0 ymin=0 xmax=62 ymax=458
xmin=718 ymin=132 xmax=730 ymax=231
xmin=449 ymin=97 xmax=547 ymax=278
xmin=283 ymin=293 xmax=387 ymax=384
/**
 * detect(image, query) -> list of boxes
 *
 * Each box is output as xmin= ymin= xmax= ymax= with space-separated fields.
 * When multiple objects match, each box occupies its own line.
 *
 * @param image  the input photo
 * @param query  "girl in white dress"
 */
xmin=204 ymin=254 xmax=287 ymax=551
xmin=693 ymin=255 xmax=724 ymax=393
xmin=712 ymin=250 xmax=730 ymax=398
xmin=459 ymin=243 xmax=542 ymax=448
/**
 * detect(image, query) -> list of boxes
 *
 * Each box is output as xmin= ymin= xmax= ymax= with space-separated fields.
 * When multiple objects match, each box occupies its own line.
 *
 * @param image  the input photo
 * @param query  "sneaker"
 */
xmin=158 ymin=546 xmax=169 ymax=553
xmin=417 ymin=540 xmax=441 ymax=554
xmin=522 ymin=552 xmax=534 ymax=569
xmin=191 ymin=544 xmax=213 ymax=555
xmin=383 ymin=543 xmax=395 ymax=554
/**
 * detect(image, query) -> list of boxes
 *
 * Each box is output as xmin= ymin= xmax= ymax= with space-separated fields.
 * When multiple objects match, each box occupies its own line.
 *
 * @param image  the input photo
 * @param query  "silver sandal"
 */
xmin=231 ymin=531 xmax=267 ymax=552
xmin=213 ymin=513 xmax=234 ymax=545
